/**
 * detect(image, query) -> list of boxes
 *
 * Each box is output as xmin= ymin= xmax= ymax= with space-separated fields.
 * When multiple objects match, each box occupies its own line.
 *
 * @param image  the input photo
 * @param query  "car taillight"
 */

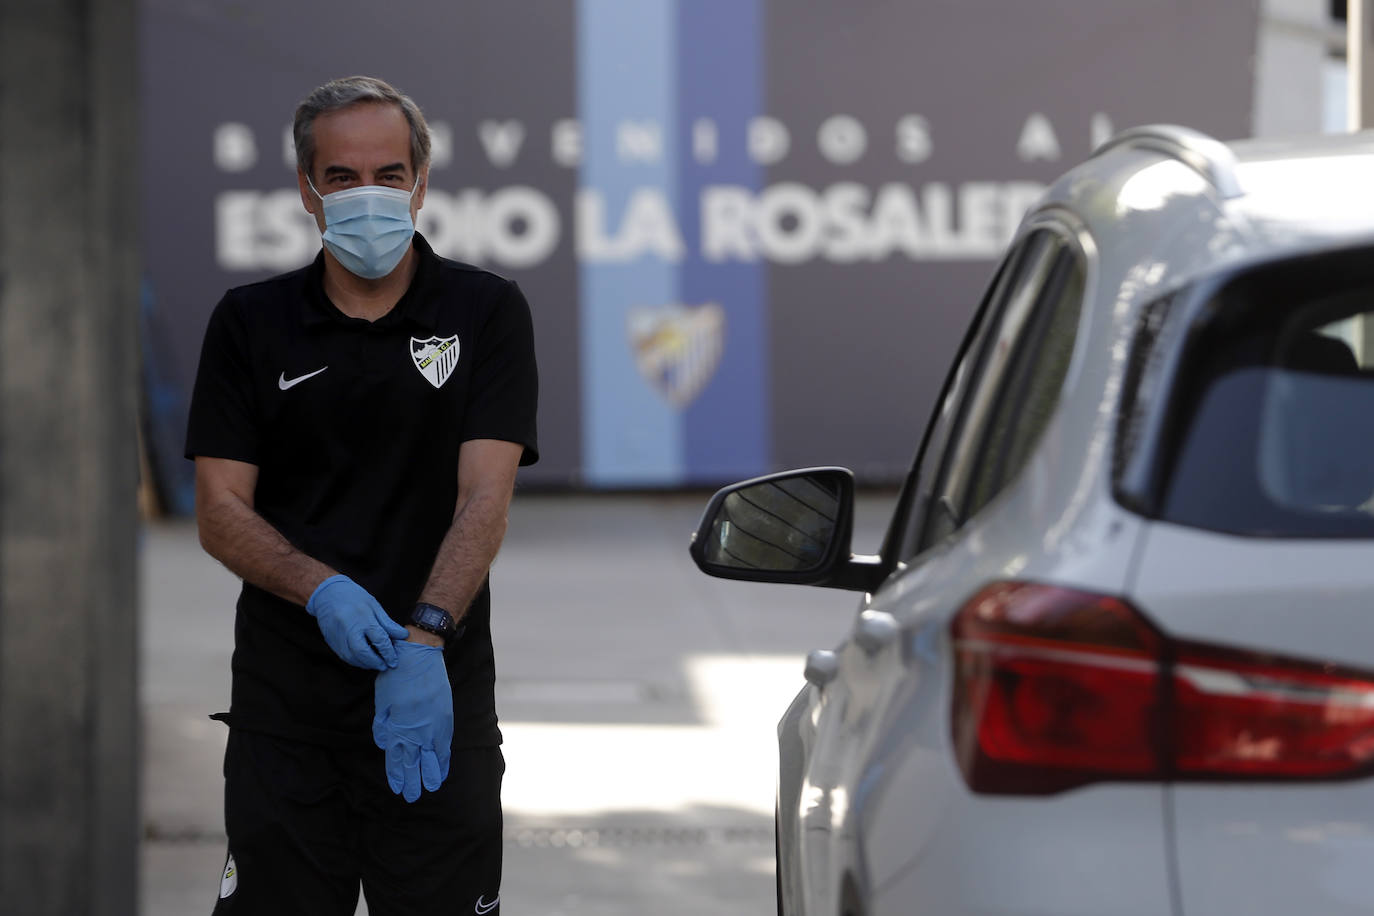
xmin=951 ymin=581 xmax=1374 ymax=794
xmin=1172 ymin=641 xmax=1374 ymax=778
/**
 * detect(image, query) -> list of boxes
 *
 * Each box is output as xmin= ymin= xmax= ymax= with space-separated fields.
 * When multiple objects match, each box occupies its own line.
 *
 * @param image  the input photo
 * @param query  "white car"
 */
xmin=690 ymin=126 xmax=1374 ymax=916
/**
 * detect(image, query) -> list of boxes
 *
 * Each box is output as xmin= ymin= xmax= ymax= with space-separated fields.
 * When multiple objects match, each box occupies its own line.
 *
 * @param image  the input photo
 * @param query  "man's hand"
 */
xmin=372 ymin=640 xmax=453 ymax=802
xmin=306 ymin=575 xmax=409 ymax=670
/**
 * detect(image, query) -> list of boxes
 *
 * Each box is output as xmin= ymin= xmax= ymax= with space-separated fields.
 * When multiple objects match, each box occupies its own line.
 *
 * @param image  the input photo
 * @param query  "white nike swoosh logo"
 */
xmin=278 ymin=367 xmax=327 ymax=390
xmin=475 ymin=894 xmax=499 ymax=914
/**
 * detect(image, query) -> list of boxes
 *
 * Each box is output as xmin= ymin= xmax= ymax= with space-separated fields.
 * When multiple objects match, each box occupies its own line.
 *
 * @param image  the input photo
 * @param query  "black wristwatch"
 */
xmin=409 ymin=602 xmax=463 ymax=644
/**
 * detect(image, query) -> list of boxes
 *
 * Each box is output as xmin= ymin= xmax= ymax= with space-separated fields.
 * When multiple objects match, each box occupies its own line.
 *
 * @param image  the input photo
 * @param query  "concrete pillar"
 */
xmin=1351 ymin=0 xmax=1374 ymax=129
xmin=0 ymin=1 xmax=140 ymax=914
xmin=1351 ymin=1 xmax=1374 ymax=360
xmin=1254 ymin=0 xmax=1335 ymax=137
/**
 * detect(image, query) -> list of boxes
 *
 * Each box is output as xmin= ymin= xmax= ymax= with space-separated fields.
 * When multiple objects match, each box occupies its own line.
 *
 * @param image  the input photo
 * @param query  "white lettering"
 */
xmin=419 ymin=186 xmax=560 ymax=268
xmin=552 ymin=119 xmax=582 ymax=167
xmin=818 ymin=115 xmax=867 ymax=165
xmin=269 ymin=113 xmax=1112 ymax=174
xmin=821 ymin=183 xmax=870 ymax=262
xmin=1091 ymin=112 xmax=1114 ymax=150
xmin=1017 ymin=113 xmax=1061 ymax=162
xmin=316 ymin=179 xmax=1041 ymax=268
xmin=701 ymin=186 xmax=757 ymax=262
xmin=922 ymin=183 xmax=955 ymax=254
xmin=214 ymin=190 xmax=318 ymax=271
xmin=867 ymin=183 xmax=925 ymax=259
xmin=415 ymin=189 xmax=482 ymax=261
xmin=429 ymin=122 xmax=453 ymax=169
xmin=923 ymin=182 xmax=1027 ymax=258
xmin=216 ymin=192 xmax=258 ymax=270
xmin=755 ymin=183 xmax=821 ymax=264
xmin=621 ymin=189 xmax=684 ymax=259
xmin=576 ymin=190 xmax=617 ymax=261
xmin=697 ymin=181 xmax=1044 ymax=264
xmin=617 ymin=122 xmax=663 ymax=163
xmin=895 ymin=115 xmax=932 ymax=164
xmin=748 ymin=117 xmax=789 ymax=165
xmin=214 ymin=123 xmax=257 ymax=173
xmin=484 ymin=186 xmax=561 ymax=266
xmin=577 ymin=188 xmax=683 ymax=262
xmin=478 ymin=121 xmax=526 ymax=168
xmin=1003 ymin=181 xmax=1047 ymax=233
xmin=956 ymin=182 xmax=1003 ymax=254
xmin=693 ymin=118 xmax=718 ymax=165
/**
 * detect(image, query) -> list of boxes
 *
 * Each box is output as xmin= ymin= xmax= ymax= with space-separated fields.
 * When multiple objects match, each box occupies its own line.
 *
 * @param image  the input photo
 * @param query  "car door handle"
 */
xmin=853 ymin=610 xmax=899 ymax=654
xmin=804 ymin=649 xmax=839 ymax=686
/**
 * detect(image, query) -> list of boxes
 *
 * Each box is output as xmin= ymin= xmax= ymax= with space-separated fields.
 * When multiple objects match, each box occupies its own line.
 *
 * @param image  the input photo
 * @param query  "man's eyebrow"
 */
xmin=375 ymin=162 xmax=408 ymax=175
xmin=322 ymin=165 xmax=359 ymax=178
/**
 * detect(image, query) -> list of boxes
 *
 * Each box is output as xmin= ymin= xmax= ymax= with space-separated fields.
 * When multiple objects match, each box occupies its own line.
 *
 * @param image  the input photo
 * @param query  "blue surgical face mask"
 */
xmin=307 ymin=176 xmax=421 ymax=279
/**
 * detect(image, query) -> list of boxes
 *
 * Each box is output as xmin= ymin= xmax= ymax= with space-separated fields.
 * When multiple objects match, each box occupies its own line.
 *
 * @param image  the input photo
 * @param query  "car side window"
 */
xmin=963 ymin=251 xmax=1086 ymax=516
xmin=911 ymin=230 xmax=1083 ymax=554
xmin=892 ymin=230 xmax=1056 ymax=560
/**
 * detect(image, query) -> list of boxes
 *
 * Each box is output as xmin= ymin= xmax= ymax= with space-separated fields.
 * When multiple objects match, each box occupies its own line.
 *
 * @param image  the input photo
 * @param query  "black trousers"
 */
xmin=212 ymin=729 xmax=504 ymax=916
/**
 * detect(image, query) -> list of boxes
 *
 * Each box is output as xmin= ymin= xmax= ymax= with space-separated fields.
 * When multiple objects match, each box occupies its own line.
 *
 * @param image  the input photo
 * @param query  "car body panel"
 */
xmin=1129 ymin=523 xmax=1374 ymax=668
xmin=1170 ymin=783 xmax=1374 ymax=916
xmin=868 ymin=784 xmax=1173 ymax=916
xmin=1129 ymin=522 xmax=1374 ymax=916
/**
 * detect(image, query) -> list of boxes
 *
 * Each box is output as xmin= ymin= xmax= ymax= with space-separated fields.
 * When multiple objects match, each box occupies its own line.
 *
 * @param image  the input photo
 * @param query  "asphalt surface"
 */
xmin=140 ymin=491 xmax=896 ymax=915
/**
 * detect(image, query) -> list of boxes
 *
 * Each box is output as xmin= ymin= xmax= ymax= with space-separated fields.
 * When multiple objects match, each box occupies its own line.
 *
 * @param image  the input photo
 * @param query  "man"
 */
xmin=186 ymin=75 xmax=537 ymax=915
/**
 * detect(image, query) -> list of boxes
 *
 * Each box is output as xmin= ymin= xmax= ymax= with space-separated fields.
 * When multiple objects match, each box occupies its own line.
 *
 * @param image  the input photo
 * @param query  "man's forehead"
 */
xmin=311 ymin=102 xmax=412 ymax=168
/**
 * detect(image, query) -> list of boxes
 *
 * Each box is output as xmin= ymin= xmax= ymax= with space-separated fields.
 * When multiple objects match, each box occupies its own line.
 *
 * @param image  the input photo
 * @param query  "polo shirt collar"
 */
xmin=302 ymin=231 xmax=443 ymax=331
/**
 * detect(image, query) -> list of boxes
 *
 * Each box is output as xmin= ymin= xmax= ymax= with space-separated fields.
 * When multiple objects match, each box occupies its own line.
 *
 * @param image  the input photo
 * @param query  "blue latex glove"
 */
xmin=305 ymin=574 xmax=409 ymax=670
xmin=373 ymin=640 xmax=453 ymax=803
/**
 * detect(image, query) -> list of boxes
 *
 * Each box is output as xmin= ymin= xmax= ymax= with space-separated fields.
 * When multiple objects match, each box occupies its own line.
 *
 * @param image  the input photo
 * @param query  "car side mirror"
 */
xmin=689 ymin=468 xmax=883 ymax=592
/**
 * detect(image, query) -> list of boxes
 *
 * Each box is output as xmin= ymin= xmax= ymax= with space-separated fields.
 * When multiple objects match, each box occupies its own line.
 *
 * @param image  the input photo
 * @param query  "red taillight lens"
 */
xmin=1173 ymin=642 xmax=1374 ymax=778
xmin=951 ymin=582 xmax=1374 ymax=794
xmin=952 ymin=583 xmax=1166 ymax=794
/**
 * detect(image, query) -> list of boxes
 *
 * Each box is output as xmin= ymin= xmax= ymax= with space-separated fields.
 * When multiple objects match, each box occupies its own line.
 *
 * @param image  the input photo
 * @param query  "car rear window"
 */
xmin=1154 ymin=256 xmax=1374 ymax=538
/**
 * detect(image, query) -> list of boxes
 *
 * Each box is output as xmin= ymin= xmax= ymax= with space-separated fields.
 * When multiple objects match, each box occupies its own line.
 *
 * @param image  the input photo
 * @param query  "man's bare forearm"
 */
xmin=417 ymin=486 xmax=510 ymax=620
xmin=198 ymin=494 xmax=335 ymax=607
xmin=404 ymin=438 xmax=523 ymax=647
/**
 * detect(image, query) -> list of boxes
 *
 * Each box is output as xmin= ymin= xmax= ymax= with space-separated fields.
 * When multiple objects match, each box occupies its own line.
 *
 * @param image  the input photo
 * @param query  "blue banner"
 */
xmin=579 ymin=0 xmax=767 ymax=486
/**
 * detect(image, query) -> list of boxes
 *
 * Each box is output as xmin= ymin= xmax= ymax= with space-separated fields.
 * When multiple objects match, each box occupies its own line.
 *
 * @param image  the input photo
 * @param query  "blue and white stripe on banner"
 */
xmin=579 ymin=0 xmax=767 ymax=486
xmin=677 ymin=0 xmax=768 ymax=482
xmin=579 ymin=0 xmax=681 ymax=485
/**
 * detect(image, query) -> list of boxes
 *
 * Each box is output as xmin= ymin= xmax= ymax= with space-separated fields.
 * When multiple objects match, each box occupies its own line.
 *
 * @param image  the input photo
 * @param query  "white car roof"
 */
xmin=1036 ymin=126 xmax=1374 ymax=298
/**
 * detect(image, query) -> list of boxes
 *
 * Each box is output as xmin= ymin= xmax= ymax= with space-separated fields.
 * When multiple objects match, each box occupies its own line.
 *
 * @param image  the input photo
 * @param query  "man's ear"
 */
xmin=413 ymin=167 xmax=430 ymax=212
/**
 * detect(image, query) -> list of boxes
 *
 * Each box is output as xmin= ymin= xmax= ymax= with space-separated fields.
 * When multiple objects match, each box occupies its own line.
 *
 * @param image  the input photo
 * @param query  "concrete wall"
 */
xmin=0 ymin=1 xmax=141 ymax=912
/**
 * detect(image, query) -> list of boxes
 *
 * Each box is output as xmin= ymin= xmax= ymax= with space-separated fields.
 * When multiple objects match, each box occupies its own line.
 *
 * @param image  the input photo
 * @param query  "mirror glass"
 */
xmin=703 ymin=472 xmax=842 ymax=572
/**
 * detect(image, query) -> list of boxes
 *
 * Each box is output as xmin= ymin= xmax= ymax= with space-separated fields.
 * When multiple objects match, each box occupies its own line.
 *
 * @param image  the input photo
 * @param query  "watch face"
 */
xmin=413 ymin=604 xmax=453 ymax=636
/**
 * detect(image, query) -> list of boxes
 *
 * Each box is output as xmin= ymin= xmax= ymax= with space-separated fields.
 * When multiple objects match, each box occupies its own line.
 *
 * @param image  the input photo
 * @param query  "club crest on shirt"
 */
xmin=627 ymin=303 xmax=725 ymax=408
xmin=411 ymin=335 xmax=460 ymax=388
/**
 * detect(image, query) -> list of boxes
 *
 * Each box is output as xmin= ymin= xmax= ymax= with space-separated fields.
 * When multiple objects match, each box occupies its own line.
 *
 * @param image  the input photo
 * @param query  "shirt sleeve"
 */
xmin=184 ymin=292 xmax=260 ymax=464
xmin=460 ymin=279 xmax=539 ymax=466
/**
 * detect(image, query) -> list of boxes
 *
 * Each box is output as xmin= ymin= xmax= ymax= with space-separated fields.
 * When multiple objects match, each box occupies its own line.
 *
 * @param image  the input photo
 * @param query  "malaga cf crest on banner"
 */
xmin=627 ymin=303 xmax=725 ymax=408
xmin=411 ymin=335 xmax=460 ymax=389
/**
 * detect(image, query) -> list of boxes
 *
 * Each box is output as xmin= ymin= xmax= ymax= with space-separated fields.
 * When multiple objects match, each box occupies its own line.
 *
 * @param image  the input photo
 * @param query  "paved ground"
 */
xmin=140 ymin=491 xmax=897 ymax=915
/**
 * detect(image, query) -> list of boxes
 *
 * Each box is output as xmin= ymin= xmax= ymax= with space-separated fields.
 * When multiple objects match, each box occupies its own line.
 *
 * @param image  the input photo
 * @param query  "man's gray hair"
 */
xmin=293 ymin=76 xmax=431 ymax=179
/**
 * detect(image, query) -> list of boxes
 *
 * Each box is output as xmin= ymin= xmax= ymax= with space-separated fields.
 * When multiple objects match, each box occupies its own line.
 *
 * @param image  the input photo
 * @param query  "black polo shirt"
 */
xmin=185 ymin=233 xmax=538 ymax=747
